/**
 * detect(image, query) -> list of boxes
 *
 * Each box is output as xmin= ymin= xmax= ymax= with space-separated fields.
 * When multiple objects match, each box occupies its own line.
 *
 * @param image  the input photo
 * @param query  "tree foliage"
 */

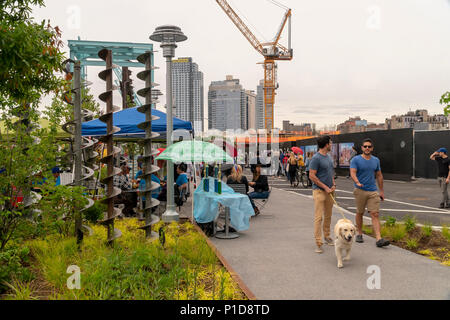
xmin=0 ymin=0 xmax=73 ymax=251
xmin=0 ymin=0 xmax=64 ymax=107
xmin=440 ymin=92 xmax=450 ymax=116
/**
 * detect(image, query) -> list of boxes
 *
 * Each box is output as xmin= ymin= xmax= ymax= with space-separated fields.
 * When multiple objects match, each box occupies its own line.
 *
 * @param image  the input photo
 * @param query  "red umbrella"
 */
xmin=291 ymin=147 xmax=303 ymax=155
xmin=157 ymin=148 xmax=165 ymax=156
xmin=224 ymin=141 xmax=238 ymax=157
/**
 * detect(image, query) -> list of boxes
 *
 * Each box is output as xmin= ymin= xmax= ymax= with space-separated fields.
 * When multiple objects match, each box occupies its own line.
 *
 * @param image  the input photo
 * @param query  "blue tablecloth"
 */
xmin=194 ymin=178 xmax=254 ymax=231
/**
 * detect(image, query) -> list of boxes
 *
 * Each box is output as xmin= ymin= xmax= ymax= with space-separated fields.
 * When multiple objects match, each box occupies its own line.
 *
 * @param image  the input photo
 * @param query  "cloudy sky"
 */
xmin=32 ymin=0 xmax=450 ymax=129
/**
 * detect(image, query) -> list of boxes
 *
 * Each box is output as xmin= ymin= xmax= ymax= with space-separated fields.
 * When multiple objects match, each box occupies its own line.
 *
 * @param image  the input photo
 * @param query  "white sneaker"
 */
xmin=315 ymin=246 xmax=323 ymax=253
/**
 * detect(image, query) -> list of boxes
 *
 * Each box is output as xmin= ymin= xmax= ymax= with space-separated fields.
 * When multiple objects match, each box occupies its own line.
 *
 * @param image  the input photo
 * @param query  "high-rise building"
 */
xmin=246 ymin=90 xmax=256 ymax=130
xmin=255 ymin=80 xmax=265 ymax=130
xmin=172 ymin=57 xmax=204 ymax=133
xmin=208 ymin=75 xmax=246 ymax=131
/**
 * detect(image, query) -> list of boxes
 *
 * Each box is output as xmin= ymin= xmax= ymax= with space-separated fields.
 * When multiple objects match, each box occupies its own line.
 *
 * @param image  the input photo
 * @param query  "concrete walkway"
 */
xmin=210 ymin=187 xmax=450 ymax=300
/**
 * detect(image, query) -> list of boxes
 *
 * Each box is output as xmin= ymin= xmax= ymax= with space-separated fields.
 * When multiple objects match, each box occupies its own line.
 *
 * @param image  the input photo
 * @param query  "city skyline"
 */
xmin=172 ymin=57 xmax=204 ymax=133
xmin=32 ymin=0 xmax=450 ymax=128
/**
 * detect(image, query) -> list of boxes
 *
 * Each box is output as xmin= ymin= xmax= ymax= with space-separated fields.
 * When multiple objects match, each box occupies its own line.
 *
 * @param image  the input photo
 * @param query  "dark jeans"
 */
xmin=248 ymin=191 xmax=270 ymax=209
xmin=289 ymin=167 xmax=297 ymax=185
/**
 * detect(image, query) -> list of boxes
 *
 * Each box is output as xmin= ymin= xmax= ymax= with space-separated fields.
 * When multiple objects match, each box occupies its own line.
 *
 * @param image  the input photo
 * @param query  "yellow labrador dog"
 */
xmin=334 ymin=218 xmax=356 ymax=268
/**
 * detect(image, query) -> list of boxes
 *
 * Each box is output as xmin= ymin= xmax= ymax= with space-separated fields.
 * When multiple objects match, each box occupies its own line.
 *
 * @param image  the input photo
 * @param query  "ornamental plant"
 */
xmin=0 ymin=0 xmax=67 ymax=251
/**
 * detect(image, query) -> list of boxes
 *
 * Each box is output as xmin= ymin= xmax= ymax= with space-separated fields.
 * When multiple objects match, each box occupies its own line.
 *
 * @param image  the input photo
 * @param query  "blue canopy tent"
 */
xmin=82 ymin=107 xmax=193 ymax=140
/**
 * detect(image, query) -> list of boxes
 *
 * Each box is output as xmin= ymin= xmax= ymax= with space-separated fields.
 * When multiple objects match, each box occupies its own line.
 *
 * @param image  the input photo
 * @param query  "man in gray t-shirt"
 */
xmin=309 ymin=136 xmax=336 ymax=253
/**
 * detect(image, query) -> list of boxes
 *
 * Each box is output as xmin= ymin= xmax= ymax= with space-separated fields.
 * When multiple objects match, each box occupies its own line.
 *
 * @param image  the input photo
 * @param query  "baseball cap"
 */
xmin=438 ymin=148 xmax=447 ymax=154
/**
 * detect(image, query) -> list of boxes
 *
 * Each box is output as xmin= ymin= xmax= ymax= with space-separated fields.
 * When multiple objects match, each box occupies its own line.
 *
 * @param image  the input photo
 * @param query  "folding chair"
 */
xmin=252 ymin=187 xmax=272 ymax=212
xmin=228 ymin=183 xmax=247 ymax=195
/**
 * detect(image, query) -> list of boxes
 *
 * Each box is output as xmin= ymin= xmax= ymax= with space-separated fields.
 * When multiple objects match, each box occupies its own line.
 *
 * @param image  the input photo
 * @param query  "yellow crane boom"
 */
xmin=216 ymin=0 xmax=293 ymax=131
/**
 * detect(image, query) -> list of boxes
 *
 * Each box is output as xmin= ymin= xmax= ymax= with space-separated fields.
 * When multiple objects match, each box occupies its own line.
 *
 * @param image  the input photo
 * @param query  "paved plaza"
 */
xmin=207 ymin=187 xmax=450 ymax=300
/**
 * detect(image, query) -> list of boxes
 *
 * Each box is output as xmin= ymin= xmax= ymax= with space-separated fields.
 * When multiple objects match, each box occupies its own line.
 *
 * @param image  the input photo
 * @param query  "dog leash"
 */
xmin=329 ymin=193 xmax=349 ymax=220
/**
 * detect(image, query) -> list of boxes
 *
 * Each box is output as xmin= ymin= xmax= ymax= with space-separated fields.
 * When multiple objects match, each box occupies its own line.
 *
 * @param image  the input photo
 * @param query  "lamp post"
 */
xmin=150 ymin=25 xmax=187 ymax=222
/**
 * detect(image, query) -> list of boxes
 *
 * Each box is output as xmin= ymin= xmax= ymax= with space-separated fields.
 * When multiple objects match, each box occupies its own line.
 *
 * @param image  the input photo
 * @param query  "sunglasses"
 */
xmin=362 ymin=145 xmax=373 ymax=149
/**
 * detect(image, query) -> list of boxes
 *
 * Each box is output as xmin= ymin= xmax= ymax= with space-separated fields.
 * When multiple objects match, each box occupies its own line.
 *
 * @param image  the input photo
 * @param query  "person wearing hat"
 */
xmin=114 ymin=163 xmax=138 ymax=216
xmin=430 ymin=148 xmax=450 ymax=208
xmin=52 ymin=167 xmax=61 ymax=186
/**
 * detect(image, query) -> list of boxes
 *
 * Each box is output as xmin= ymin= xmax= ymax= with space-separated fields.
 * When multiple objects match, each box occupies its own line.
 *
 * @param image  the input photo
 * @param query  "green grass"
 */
xmin=380 ymin=225 xmax=389 ymax=238
xmin=442 ymin=225 xmax=450 ymax=242
xmin=23 ymin=220 xmax=245 ymax=300
xmin=390 ymin=225 xmax=407 ymax=242
xmin=383 ymin=216 xmax=397 ymax=227
xmin=403 ymin=215 xmax=417 ymax=233
xmin=422 ymin=223 xmax=433 ymax=238
xmin=418 ymin=249 xmax=439 ymax=260
xmin=405 ymin=238 xmax=419 ymax=250
xmin=2 ymin=280 xmax=37 ymax=300
xmin=362 ymin=224 xmax=373 ymax=235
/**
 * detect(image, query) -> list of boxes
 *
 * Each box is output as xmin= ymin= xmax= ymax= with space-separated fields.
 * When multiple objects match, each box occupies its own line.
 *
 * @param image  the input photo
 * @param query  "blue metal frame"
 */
xmin=68 ymin=39 xmax=155 ymax=107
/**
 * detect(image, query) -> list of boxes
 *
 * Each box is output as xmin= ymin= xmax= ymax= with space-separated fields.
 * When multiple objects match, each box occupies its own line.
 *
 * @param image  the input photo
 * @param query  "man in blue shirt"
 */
xmin=176 ymin=163 xmax=189 ymax=192
xmin=175 ymin=163 xmax=189 ymax=206
xmin=350 ymin=138 xmax=390 ymax=248
xmin=52 ymin=167 xmax=61 ymax=186
xmin=309 ymin=136 xmax=336 ymax=253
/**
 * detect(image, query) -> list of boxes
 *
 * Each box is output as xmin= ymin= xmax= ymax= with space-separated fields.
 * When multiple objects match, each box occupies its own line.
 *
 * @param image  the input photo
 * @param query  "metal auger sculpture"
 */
xmin=97 ymin=49 xmax=122 ymax=245
xmin=136 ymin=51 xmax=161 ymax=240
xmin=61 ymin=59 xmax=95 ymax=243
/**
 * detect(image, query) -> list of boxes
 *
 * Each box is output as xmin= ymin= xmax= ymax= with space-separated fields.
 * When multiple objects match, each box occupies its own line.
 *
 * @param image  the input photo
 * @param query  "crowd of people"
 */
xmin=113 ymin=157 xmax=194 ymax=217
xmin=278 ymin=149 xmax=312 ymax=187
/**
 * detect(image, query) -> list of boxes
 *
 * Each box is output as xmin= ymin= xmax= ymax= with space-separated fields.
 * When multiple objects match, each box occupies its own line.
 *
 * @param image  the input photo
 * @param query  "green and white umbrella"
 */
xmin=156 ymin=140 xmax=233 ymax=163
xmin=156 ymin=140 xmax=233 ymax=222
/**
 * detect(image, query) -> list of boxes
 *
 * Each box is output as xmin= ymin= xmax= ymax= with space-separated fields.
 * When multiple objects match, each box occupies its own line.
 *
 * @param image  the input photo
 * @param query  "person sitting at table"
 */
xmin=175 ymin=163 xmax=189 ymax=206
xmin=227 ymin=164 xmax=259 ymax=215
xmin=248 ymin=164 xmax=270 ymax=216
xmin=113 ymin=164 xmax=138 ymax=217
xmin=137 ymin=163 xmax=161 ymax=213
xmin=226 ymin=165 xmax=249 ymax=193
xmin=31 ymin=171 xmax=47 ymax=193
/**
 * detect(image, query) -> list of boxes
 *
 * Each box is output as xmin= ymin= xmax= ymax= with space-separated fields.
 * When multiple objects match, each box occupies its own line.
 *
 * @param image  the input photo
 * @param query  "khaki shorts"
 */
xmin=353 ymin=188 xmax=380 ymax=214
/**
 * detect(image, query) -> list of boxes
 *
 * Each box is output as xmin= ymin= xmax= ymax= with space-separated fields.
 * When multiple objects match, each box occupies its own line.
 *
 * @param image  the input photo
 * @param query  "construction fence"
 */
xmin=280 ymin=128 xmax=449 ymax=181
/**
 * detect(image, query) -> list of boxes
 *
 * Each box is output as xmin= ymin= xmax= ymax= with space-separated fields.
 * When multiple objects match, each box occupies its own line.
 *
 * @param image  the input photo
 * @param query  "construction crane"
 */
xmin=216 ymin=0 xmax=293 ymax=131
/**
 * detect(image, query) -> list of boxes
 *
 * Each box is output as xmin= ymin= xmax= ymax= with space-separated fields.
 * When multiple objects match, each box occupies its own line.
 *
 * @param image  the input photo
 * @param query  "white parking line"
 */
xmin=347 ymin=207 xmax=449 ymax=214
xmin=279 ymin=188 xmax=372 ymax=222
xmin=277 ymin=187 xmax=443 ymax=228
xmin=335 ymin=189 xmax=450 ymax=213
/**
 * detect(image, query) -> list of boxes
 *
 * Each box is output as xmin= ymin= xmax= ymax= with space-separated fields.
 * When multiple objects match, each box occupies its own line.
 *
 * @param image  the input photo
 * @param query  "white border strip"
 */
xmin=277 ymin=187 xmax=444 ymax=229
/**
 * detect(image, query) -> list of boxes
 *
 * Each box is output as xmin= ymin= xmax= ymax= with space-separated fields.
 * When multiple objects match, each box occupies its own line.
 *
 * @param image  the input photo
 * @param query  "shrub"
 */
xmin=384 ymin=216 xmax=396 ymax=227
xmin=83 ymin=200 xmax=106 ymax=224
xmin=380 ymin=226 xmax=388 ymax=238
xmin=0 ymin=246 xmax=33 ymax=293
xmin=362 ymin=224 xmax=373 ymax=235
xmin=442 ymin=225 xmax=450 ymax=242
xmin=403 ymin=215 xmax=417 ymax=232
xmin=3 ymin=279 xmax=36 ymax=300
xmin=391 ymin=225 xmax=407 ymax=242
xmin=27 ymin=220 xmax=245 ymax=300
xmin=422 ymin=223 xmax=433 ymax=238
xmin=406 ymin=238 xmax=419 ymax=250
